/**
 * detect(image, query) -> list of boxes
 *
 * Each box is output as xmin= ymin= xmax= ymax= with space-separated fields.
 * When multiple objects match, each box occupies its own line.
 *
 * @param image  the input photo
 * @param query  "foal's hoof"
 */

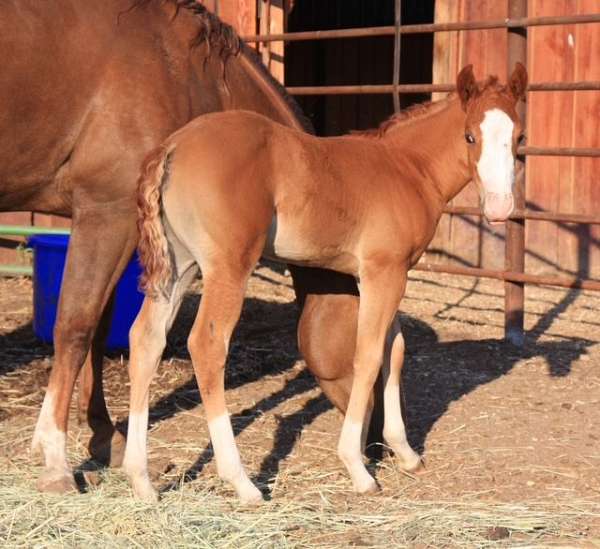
xmin=237 ymin=484 xmax=264 ymax=506
xmin=37 ymin=470 xmax=78 ymax=494
xmin=405 ymin=458 xmax=426 ymax=475
xmin=130 ymin=476 xmax=159 ymax=503
xmin=90 ymin=429 xmax=126 ymax=467
xmin=353 ymin=477 xmax=379 ymax=495
xmin=396 ymin=452 xmax=425 ymax=475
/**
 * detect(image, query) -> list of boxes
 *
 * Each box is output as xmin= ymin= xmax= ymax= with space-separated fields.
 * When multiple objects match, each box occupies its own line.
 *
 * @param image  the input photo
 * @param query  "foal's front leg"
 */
xmin=338 ymin=265 xmax=407 ymax=493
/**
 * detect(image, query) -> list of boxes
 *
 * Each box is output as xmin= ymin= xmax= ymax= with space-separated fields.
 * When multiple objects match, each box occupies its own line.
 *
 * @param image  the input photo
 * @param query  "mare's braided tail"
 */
xmin=136 ymin=145 xmax=175 ymax=298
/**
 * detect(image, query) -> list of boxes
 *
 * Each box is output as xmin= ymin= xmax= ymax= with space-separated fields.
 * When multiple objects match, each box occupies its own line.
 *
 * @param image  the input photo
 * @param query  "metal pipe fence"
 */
xmin=247 ymin=2 xmax=600 ymax=343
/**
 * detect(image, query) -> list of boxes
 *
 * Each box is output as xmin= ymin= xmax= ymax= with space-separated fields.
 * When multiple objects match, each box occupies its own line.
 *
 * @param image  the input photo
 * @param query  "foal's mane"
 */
xmin=357 ymin=76 xmax=504 ymax=138
xmin=131 ymin=0 xmax=312 ymax=132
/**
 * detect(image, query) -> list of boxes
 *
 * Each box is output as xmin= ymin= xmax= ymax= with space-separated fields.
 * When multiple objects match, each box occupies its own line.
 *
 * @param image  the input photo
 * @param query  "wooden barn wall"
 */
xmin=285 ymin=1 xmax=434 ymax=136
xmin=526 ymin=0 xmax=600 ymax=278
xmin=430 ymin=0 xmax=600 ymax=279
xmin=2 ymin=0 xmax=597 ymax=283
xmin=429 ymin=0 xmax=509 ymax=273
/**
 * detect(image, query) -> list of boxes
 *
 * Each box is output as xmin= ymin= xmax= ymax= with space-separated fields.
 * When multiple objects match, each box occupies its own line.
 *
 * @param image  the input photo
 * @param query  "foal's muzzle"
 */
xmin=482 ymin=192 xmax=514 ymax=224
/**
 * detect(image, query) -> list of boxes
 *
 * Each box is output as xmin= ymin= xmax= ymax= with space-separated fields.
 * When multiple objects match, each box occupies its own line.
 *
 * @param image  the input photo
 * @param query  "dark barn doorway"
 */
xmin=285 ymin=0 xmax=435 ymax=136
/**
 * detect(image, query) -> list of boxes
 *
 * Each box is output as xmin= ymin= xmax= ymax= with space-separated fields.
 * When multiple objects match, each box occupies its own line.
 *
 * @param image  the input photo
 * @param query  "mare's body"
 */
xmin=1 ymin=0 xmax=372 ymax=492
xmin=126 ymin=65 xmax=528 ymax=501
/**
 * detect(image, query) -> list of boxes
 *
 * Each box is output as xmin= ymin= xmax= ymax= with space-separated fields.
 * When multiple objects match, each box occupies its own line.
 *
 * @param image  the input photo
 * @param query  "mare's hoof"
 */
xmin=37 ymin=470 xmax=78 ymax=494
xmin=90 ymin=429 xmax=126 ymax=467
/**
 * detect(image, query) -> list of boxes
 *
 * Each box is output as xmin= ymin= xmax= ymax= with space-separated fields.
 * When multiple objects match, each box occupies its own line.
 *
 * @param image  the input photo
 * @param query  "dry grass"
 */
xmin=1 ymin=268 xmax=600 ymax=547
xmin=1 ymin=455 xmax=598 ymax=548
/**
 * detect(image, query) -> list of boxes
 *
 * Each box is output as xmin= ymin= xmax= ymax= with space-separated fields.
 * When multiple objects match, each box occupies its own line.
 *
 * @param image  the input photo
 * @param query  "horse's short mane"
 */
xmin=356 ymin=75 xmax=504 ymax=138
xmin=131 ymin=0 xmax=312 ymax=133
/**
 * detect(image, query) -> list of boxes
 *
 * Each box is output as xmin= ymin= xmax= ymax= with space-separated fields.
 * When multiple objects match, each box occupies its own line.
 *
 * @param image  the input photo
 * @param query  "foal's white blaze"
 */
xmin=208 ymin=413 xmax=262 ymax=503
xmin=32 ymin=391 xmax=69 ymax=474
xmin=477 ymin=108 xmax=515 ymax=221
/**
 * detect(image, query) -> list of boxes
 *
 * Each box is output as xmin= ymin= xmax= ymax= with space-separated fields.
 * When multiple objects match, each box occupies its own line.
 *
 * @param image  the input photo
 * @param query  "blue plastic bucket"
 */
xmin=28 ymin=234 xmax=145 ymax=350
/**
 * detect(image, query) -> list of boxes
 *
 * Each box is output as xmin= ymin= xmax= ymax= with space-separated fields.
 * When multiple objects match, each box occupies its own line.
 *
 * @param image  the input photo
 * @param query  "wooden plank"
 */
xmin=429 ymin=0 xmax=461 ymax=265
xmin=526 ymin=0 xmax=576 ymax=276
xmin=448 ymin=0 xmax=508 ymax=271
xmin=219 ymin=0 xmax=256 ymax=35
xmin=571 ymin=0 xmax=600 ymax=277
xmin=432 ymin=0 xmax=460 ymax=102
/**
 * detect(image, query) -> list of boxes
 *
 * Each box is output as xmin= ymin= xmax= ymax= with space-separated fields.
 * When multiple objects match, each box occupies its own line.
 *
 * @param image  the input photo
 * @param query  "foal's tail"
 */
xmin=136 ymin=144 xmax=176 ymax=298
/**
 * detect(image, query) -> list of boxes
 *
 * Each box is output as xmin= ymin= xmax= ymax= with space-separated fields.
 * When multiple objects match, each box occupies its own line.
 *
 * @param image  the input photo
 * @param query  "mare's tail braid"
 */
xmin=136 ymin=145 xmax=175 ymax=298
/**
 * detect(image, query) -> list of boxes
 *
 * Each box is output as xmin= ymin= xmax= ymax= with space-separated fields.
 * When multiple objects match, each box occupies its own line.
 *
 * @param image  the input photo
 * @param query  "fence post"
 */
xmin=505 ymin=0 xmax=527 ymax=345
xmin=392 ymin=0 xmax=402 ymax=113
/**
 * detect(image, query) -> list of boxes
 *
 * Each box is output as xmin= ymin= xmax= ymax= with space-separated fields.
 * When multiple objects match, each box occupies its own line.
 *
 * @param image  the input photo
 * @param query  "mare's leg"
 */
xmin=123 ymin=261 xmax=198 ymax=502
xmin=338 ymin=266 xmax=406 ymax=493
xmin=188 ymin=267 xmax=262 ymax=504
xmin=31 ymin=203 xmax=137 ymax=493
xmin=291 ymin=266 xmax=384 ymax=456
xmin=77 ymin=293 xmax=126 ymax=466
xmin=381 ymin=315 xmax=422 ymax=471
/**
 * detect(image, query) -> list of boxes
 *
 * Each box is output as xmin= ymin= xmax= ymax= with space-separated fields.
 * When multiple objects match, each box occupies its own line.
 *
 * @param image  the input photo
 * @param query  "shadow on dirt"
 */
xmin=1 ymin=272 xmax=594 ymax=494
xmin=150 ymin=278 xmax=593 ymax=496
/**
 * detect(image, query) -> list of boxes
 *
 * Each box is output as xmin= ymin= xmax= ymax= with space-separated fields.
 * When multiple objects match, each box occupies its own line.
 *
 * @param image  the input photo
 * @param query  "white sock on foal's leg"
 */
xmin=123 ymin=410 xmax=158 ymax=502
xmin=382 ymin=318 xmax=421 ymax=471
xmin=338 ymin=416 xmax=377 ymax=494
xmin=208 ymin=413 xmax=262 ymax=504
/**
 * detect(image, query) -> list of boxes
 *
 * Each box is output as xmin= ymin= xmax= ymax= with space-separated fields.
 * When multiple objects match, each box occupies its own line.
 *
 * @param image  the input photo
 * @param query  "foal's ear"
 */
xmin=456 ymin=64 xmax=478 ymax=111
xmin=508 ymin=62 xmax=528 ymax=102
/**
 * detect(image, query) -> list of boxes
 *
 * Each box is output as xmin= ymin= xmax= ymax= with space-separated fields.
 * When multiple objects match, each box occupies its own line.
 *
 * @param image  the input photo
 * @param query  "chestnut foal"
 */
xmin=124 ymin=64 xmax=527 ymax=502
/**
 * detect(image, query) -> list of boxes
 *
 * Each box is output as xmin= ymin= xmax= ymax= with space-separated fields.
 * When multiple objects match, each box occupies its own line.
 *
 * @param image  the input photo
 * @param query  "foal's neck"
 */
xmin=381 ymin=97 xmax=471 ymax=207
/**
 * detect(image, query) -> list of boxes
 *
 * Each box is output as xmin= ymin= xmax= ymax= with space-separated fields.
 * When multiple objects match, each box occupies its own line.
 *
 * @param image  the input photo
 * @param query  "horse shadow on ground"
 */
xmin=1 ymin=272 xmax=594 ymax=495
xmin=0 ymin=323 xmax=53 ymax=377
xmin=144 ymin=279 xmax=594 ymax=497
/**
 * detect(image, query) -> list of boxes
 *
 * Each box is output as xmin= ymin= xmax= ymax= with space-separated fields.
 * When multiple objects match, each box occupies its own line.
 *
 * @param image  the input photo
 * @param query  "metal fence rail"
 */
xmin=243 ymin=14 xmax=600 ymax=43
xmin=248 ymin=1 xmax=600 ymax=343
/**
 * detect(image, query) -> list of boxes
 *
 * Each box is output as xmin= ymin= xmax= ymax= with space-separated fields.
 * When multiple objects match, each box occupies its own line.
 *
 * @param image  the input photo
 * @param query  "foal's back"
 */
xmin=162 ymin=110 xmax=439 ymax=274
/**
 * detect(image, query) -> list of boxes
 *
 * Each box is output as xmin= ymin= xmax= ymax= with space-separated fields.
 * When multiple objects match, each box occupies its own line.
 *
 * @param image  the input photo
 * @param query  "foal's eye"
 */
xmin=465 ymin=133 xmax=475 ymax=144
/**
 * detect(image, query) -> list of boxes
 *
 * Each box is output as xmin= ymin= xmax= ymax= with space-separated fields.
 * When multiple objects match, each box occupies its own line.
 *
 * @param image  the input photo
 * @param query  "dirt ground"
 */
xmin=1 ymin=266 xmax=599 ymax=546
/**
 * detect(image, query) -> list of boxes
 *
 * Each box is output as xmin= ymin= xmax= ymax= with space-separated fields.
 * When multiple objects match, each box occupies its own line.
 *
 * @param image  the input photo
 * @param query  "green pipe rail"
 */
xmin=0 ymin=224 xmax=71 ymax=277
xmin=0 ymin=224 xmax=70 ymax=236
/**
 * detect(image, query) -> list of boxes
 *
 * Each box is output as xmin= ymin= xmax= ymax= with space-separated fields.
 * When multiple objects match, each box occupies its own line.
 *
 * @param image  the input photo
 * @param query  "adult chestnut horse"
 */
xmin=128 ymin=64 xmax=527 ymax=502
xmin=2 ymin=0 xmax=371 ymax=493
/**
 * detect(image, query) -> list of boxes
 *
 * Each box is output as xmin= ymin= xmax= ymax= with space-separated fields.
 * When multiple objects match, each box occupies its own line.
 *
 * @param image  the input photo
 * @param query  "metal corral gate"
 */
xmin=244 ymin=0 xmax=600 ymax=344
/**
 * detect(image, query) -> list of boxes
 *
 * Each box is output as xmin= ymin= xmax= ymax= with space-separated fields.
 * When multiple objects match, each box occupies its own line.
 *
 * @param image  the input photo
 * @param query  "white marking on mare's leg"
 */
xmin=208 ymin=413 xmax=262 ymax=504
xmin=381 ymin=318 xmax=421 ymax=471
xmin=32 ymin=390 xmax=76 ymax=492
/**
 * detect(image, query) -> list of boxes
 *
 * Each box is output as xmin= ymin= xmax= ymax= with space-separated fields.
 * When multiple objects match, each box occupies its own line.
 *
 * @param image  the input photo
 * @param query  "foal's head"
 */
xmin=456 ymin=63 xmax=528 ymax=223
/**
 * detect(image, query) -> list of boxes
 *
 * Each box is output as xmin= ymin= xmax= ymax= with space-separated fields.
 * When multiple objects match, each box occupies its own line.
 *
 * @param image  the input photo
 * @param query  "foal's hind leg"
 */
xmin=382 ymin=315 xmax=422 ymax=471
xmin=123 ymin=262 xmax=198 ymax=502
xmin=188 ymin=267 xmax=262 ymax=504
